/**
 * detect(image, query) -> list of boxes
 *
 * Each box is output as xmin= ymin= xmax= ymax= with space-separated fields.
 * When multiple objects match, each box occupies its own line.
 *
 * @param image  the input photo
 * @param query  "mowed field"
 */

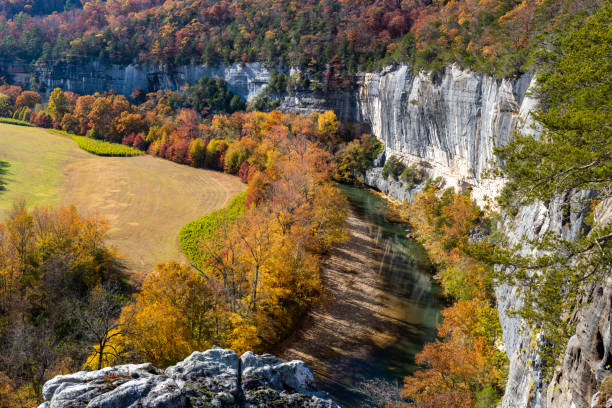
xmin=0 ymin=124 xmax=245 ymax=280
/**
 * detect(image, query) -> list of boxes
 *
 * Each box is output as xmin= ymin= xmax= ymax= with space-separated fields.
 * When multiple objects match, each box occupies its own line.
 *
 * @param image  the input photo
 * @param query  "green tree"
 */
xmin=0 ymin=94 xmax=11 ymax=117
xmin=47 ymin=88 xmax=70 ymax=122
xmin=495 ymin=4 xmax=611 ymax=210
xmin=483 ymin=4 xmax=612 ymax=376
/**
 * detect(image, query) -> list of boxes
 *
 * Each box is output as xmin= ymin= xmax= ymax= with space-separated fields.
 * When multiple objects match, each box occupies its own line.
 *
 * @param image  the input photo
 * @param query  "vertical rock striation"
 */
xmin=0 ymin=60 xmax=276 ymax=101
xmin=355 ymin=64 xmax=534 ymax=204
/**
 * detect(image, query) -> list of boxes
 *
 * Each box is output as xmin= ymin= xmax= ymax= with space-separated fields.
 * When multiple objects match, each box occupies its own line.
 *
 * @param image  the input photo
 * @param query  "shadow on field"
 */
xmin=0 ymin=160 xmax=10 ymax=191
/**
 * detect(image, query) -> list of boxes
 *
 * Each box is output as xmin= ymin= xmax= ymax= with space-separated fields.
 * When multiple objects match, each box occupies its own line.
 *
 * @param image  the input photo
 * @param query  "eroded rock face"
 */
xmin=355 ymin=65 xmax=611 ymax=408
xmin=0 ymin=60 xmax=275 ymax=102
xmin=356 ymin=64 xmax=536 ymax=205
xmin=37 ymin=348 xmax=340 ymax=408
xmin=497 ymin=194 xmax=612 ymax=408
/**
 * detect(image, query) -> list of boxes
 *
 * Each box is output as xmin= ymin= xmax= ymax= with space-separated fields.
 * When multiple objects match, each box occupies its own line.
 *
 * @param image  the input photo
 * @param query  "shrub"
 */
xmin=61 ymin=113 xmax=79 ymax=134
xmin=205 ymin=139 xmax=228 ymax=170
xmin=0 ymin=94 xmax=12 ymax=118
xmin=334 ymin=134 xmax=383 ymax=184
xmin=238 ymin=161 xmax=251 ymax=183
xmin=133 ymin=133 xmax=148 ymax=151
xmin=51 ymin=130 xmax=144 ymax=157
xmin=223 ymin=141 xmax=250 ymax=174
xmin=0 ymin=117 xmax=32 ymax=126
xmin=400 ymin=164 xmax=425 ymax=190
xmin=178 ymin=192 xmax=246 ymax=268
xmin=382 ymin=155 xmax=405 ymax=180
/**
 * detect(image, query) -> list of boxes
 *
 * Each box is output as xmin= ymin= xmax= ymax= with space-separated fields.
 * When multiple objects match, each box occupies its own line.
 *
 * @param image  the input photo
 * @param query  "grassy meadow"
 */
xmin=0 ymin=123 xmax=245 ymax=277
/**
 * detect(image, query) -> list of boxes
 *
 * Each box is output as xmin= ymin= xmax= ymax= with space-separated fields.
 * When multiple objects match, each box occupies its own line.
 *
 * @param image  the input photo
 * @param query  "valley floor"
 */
xmin=0 ymin=124 xmax=245 ymax=280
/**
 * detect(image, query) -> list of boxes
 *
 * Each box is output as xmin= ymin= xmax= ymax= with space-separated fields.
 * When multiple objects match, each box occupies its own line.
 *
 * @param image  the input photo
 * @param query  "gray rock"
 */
xmin=37 ymin=348 xmax=340 ymax=408
xmin=356 ymin=64 xmax=536 ymax=204
xmin=0 ymin=60 xmax=277 ymax=102
xmin=354 ymin=64 xmax=611 ymax=408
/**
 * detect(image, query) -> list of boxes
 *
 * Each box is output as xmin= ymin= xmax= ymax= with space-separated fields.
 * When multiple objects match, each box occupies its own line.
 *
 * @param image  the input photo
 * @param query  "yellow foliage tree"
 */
xmin=116 ymin=262 xmax=225 ymax=367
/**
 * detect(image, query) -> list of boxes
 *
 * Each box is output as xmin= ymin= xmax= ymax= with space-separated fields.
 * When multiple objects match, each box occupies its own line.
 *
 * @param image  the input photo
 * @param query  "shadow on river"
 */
xmin=275 ymin=185 xmax=443 ymax=406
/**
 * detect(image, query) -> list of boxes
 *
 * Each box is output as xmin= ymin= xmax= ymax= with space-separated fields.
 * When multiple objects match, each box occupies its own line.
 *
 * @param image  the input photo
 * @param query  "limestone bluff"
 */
xmin=38 ymin=347 xmax=339 ymax=408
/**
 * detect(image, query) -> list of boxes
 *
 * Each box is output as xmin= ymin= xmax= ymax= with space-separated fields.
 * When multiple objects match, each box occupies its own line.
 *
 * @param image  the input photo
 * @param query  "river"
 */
xmin=276 ymin=185 xmax=443 ymax=406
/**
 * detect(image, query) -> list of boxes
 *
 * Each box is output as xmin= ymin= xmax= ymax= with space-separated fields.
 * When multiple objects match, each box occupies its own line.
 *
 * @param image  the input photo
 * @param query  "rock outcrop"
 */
xmin=355 ymin=64 xmax=536 ymax=205
xmin=37 ymin=347 xmax=339 ymax=408
xmin=495 ymin=194 xmax=612 ymax=408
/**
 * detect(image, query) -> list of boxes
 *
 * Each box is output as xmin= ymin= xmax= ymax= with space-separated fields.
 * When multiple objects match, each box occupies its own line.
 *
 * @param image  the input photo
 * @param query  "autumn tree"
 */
xmin=116 ymin=262 xmax=224 ymax=367
xmin=0 ymin=94 xmax=11 ymax=118
xmin=75 ymin=284 xmax=132 ymax=370
xmin=48 ymin=88 xmax=70 ymax=123
xmin=0 ymin=200 xmax=127 ymax=402
xmin=15 ymin=91 xmax=40 ymax=110
xmin=402 ymin=299 xmax=505 ymax=408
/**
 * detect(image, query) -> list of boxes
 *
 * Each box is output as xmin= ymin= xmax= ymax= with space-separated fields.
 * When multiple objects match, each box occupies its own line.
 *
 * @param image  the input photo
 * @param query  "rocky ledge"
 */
xmin=38 ymin=347 xmax=340 ymax=408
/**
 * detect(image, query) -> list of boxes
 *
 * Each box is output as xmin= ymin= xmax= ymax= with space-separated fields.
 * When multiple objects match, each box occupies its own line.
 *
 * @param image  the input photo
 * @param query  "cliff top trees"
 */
xmin=495 ymin=3 xmax=612 ymax=210
xmin=1 ymin=0 xmax=602 ymax=78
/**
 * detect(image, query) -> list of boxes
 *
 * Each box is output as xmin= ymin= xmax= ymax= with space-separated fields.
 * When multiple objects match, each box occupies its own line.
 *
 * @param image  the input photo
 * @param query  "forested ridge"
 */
xmin=0 ymin=0 xmax=604 ymax=80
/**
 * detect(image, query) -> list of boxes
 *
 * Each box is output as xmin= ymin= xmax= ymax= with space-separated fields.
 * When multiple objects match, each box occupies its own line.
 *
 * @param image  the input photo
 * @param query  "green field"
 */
xmin=0 ymin=118 xmax=33 ymax=127
xmin=0 ymin=124 xmax=79 ymax=211
xmin=0 ymin=124 xmax=245 ymax=278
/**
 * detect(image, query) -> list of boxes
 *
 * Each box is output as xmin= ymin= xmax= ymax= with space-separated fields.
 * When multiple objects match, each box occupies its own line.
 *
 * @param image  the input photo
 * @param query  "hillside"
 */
xmin=0 ymin=0 xmax=603 ymax=79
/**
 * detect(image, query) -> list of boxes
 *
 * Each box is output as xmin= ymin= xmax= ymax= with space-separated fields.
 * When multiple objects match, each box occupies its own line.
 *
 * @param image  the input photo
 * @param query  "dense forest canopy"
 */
xmin=0 ymin=0 xmax=82 ymax=18
xmin=0 ymin=0 xmax=605 ymax=78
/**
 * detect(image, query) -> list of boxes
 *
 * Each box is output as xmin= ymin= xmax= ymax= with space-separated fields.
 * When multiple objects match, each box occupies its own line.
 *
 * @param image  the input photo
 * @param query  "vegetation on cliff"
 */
xmin=398 ymin=5 xmax=611 ymax=404
xmin=478 ymin=2 xmax=612 ymax=376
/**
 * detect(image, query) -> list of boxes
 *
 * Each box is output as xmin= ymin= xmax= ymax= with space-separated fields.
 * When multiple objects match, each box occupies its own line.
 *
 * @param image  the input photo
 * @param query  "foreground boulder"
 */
xmin=38 ymin=347 xmax=340 ymax=408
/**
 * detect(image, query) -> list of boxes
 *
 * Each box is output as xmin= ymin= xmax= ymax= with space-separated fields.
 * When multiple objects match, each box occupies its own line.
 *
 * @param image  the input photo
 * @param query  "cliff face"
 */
xmin=38 ymin=347 xmax=339 ymax=408
xmin=355 ymin=65 xmax=610 ymax=408
xmin=0 ymin=60 xmax=273 ymax=101
xmin=355 ymin=64 xmax=536 ymax=204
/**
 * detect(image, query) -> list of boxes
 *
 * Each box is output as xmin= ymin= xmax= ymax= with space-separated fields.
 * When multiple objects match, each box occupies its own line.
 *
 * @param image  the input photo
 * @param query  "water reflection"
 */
xmin=277 ymin=185 xmax=442 ymax=406
xmin=324 ymin=186 xmax=442 ymax=405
